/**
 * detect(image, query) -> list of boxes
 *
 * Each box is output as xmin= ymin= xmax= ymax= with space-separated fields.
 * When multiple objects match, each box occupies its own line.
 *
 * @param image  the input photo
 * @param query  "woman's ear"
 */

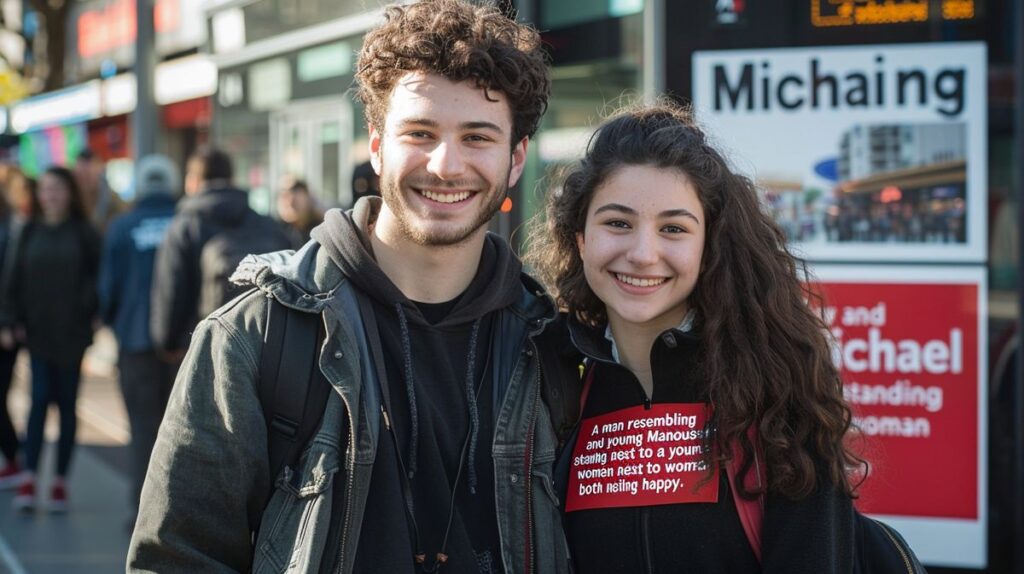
xmin=575 ymin=231 xmax=585 ymax=256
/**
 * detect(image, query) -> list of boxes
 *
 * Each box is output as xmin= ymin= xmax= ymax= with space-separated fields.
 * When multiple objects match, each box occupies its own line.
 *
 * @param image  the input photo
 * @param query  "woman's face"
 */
xmin=576 ymin=164 xmax=706 ymax=334
xmin=38 ymin=173 xmax=72 ymax=223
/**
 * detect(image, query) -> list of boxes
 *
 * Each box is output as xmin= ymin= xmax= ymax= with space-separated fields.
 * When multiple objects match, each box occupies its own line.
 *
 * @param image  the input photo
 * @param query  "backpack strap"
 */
xmin=258 ymin=299 xmax=330 ymax=487
xmin=726 ymin=426 xmax=767 ymax=564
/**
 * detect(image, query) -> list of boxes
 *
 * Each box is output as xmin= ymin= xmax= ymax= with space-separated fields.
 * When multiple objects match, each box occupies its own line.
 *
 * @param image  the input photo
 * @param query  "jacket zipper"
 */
xmin=333 ymin=389 xmax=358 ymax=574
xmin=640 ymin=507 xmax=653 ymax=574
xmin=522 ymin=339 xmax=543 ymax=574
xmin=875 ymin=519 xmax=915 ymax=574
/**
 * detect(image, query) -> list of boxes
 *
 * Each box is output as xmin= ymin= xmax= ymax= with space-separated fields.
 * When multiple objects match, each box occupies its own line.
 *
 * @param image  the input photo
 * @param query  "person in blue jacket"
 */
xmin=98 ymin=154 xmax=180 ymax=523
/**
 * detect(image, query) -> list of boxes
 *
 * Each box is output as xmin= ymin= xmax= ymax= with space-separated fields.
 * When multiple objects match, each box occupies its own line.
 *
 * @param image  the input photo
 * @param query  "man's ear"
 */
xmin=369 ymin=126 xmax=383 ymax=175
xmin=507 ymin=137 xmax=528 ymax=188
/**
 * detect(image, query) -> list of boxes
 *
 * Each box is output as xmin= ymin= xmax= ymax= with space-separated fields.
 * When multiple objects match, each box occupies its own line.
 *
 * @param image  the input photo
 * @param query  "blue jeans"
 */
xmin=24 ymin=357 xmax=82 ymax=476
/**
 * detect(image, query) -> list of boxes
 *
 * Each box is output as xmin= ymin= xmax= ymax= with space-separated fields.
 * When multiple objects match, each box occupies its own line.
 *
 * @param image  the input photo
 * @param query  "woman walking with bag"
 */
xmin=528 ymin=101 xmax=915 ymax=572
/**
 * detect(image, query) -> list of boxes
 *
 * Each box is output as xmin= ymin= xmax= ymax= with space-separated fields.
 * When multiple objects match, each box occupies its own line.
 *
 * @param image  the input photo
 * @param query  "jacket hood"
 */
xmin=231 ymin=197 xmax=556 ymax=329
xmin=309 ymin=196 xmax=524 ymax=328
xmin=177 ymin=186 xmax=250 ymax=226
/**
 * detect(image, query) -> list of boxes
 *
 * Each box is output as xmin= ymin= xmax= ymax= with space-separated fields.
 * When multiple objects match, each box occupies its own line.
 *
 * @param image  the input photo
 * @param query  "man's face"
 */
xmin=369 ymin=72 xmax=527 ymax=247
xmin=278 ymin=187 xmax=311 ymax=223
xmin=184 ymin=159 xmax=203 ymax=196
xmin=74 ymin=158 xmax=101 ymax=190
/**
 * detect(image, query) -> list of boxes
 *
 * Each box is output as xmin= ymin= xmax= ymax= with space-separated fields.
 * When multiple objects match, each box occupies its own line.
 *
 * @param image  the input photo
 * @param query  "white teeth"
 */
xmin=420 ymin=189 xmax=471 ymax=204
xmin=615 ymin=274 xmax=666 ymax=288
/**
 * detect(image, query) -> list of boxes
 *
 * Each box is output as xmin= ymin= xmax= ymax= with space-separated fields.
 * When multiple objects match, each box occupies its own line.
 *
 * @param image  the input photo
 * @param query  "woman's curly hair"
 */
xmin=526 ymin=100 xmax=865 ymax=500
xmin=355 ymin=0 xmax=550 ymax=144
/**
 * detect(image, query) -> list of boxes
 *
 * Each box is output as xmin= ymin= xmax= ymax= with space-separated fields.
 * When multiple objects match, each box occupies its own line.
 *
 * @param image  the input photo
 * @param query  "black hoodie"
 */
xmin=311 ymin=199 xmax=522 ymax=574
xmin=149 ymin=186 xmax=289 ymax=353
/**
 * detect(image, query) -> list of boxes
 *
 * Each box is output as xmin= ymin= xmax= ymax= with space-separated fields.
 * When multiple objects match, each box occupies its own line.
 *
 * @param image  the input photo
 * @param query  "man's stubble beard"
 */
xmin=379 ymin=160 xmax=511 ymax=248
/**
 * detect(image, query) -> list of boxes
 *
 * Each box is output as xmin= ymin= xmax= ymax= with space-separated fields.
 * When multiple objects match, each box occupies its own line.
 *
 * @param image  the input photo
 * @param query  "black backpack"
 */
xmin=258 ymin=301 xmax=332 ymax=486
xmin=200 ymin=210 xmax=290 ymax=317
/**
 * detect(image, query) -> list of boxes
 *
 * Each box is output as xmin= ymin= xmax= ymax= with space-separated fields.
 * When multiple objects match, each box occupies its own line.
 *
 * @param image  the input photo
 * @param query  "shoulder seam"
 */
xmin=208 ymin=313 xmax=260 ymax=375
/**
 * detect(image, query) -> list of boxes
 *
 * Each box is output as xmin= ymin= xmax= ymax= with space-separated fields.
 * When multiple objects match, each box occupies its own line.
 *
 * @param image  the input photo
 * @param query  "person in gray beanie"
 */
xmin=97 ymin=154 xmax=180 ymax=526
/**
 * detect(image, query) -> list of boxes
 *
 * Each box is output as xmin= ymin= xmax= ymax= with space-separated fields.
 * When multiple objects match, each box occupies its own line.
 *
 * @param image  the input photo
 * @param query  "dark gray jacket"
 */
xmin=128 ymin=239 xmax=570 ymax=573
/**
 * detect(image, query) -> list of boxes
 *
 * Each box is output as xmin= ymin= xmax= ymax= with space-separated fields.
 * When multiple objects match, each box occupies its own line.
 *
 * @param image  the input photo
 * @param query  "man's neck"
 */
xmin=370 ymin=210 xmax=486 ymax=304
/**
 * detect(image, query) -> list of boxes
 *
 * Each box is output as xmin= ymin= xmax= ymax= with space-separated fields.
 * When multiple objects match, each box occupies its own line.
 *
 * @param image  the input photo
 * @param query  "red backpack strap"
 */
xmin=726 ymin=426 xmax=766 ymax=564
xmin=579 ymin=361 xmax=596 ymax=413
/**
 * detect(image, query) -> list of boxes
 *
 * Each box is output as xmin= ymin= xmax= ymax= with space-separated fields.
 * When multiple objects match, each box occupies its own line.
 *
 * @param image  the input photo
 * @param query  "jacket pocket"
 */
xmin=254 ymin=442 xmax=340 ymax=573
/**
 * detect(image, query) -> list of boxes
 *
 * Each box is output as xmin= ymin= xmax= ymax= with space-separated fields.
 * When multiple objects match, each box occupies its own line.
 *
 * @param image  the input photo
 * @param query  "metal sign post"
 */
xmin=132 ymin=0 xmax=157 ymax=161
xmin=1015 ymin=0 xmax=1024 ymax=571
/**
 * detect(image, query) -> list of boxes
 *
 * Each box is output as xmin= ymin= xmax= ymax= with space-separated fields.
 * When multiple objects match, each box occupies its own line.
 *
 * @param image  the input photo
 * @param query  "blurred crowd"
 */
xmin=0 ymin=147 xmax=374 ymax=523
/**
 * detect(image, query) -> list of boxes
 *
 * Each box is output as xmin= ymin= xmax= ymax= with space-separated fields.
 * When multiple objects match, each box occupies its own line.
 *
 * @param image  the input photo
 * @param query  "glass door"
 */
xmin=269 ymin=96 xmax=353 ymax=209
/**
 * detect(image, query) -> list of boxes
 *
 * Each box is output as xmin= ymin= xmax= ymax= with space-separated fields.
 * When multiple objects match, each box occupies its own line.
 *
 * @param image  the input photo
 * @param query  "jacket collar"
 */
xmin=231 ymin=239 xmax=559 ymax=326
xmin=568 ymin=313 xmax=701 ymax=365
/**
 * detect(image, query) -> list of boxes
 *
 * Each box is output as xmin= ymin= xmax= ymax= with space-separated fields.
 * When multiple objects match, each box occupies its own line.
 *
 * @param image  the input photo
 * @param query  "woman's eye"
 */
xmin=606 ymin=220 xmax=630 ymax=229
xmin=662 ymin=224 xmax=685 ymax=234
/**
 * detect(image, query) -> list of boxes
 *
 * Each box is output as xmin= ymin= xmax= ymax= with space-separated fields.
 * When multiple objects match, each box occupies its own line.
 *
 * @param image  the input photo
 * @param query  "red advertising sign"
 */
xmin=566 ymin=403 xmax=718 ymax=512
xmin=813 ymin=278 xmax=980 ymax=519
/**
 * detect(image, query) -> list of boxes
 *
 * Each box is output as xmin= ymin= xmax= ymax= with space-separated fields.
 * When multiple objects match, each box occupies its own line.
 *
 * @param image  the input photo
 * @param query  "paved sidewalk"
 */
xmin=0 ymin=329 xmax=134 ymax=574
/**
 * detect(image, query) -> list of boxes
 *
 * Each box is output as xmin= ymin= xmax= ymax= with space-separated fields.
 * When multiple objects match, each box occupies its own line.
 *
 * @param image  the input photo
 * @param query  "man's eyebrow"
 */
xmin=593 ymin=203 xmax=701 ymax=224
xmin=395 ymin=118 xmax=439 ymax=129
xmin=462 ymin=121 xmax=504 ymax=134
xmin=394 ymin=119 xmax=504 ymax=134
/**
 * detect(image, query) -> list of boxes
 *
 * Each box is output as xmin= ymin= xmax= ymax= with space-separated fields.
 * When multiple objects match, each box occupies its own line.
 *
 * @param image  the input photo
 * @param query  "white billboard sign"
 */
xmin=693 ymin=42 xmax=987 ymax=263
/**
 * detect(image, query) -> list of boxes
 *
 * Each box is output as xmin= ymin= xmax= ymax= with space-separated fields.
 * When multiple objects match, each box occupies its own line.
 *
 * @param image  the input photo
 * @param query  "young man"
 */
xmin=97 ymin=154 xmax=180 ymax=523
xmin=128 ymin=1 xmax=573 ymax=572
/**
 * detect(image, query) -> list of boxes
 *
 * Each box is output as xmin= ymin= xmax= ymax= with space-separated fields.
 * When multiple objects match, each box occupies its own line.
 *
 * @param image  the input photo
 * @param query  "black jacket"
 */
xmin=560 ymin=319 xmax=855 ymax=574
xmin=4 ymin=218 xmax=100 ymax=367
xmin=149 ymin=186 xmax=289 ymax=353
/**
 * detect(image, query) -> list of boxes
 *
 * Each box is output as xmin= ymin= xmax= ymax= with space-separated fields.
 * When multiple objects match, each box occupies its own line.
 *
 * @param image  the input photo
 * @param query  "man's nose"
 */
xmin=426 ymin=140 xmax=467 ymax=180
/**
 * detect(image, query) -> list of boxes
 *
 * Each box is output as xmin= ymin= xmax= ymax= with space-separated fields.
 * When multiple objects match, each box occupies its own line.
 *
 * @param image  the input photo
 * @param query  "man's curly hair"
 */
xmin=356 ymin=0 xmax=550 ymax=144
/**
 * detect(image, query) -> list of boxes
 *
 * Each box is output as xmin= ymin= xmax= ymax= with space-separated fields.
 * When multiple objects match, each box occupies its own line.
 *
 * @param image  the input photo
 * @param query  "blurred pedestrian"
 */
xmin=350 ymin=159 xmax=380 ymax=206
xmin=3 ymin=166 xmax=101 ymax=512
xmin=74 ymin=148 xmax=126 ymax=235
xmin=0 ymin=166 xmax=34 ymax=488
xmin=98 ymin=155 xmax=180 ymax=522
xmin=276 ymin=177 xmax=324 ymax=248
xmin=149 ymin=147 xmax=290 ymax=362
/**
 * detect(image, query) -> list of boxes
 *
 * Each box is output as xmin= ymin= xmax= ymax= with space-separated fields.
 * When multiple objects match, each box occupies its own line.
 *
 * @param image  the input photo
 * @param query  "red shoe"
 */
xmin=12 ymin=478 xmax=35 ymax=512
xmin=49 ymin=479 xmax=68 ymax=513
xmin=0 ymin=462 xmax=22 ymax=490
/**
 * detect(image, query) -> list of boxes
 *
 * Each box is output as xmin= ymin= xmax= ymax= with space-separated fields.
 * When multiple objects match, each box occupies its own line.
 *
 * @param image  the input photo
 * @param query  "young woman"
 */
xmin=4 ymin=166 xmax=100 ymax=512
xmin=528 ymin=102 xmax=861 ymax=573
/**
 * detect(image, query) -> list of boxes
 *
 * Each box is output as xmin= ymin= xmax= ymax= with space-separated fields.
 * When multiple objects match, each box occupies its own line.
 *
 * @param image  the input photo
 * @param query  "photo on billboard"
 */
xmin=693 ymin=42 xmax=986 ymax=263
xmin=809 ymin=263 xmax=987 ymax=569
